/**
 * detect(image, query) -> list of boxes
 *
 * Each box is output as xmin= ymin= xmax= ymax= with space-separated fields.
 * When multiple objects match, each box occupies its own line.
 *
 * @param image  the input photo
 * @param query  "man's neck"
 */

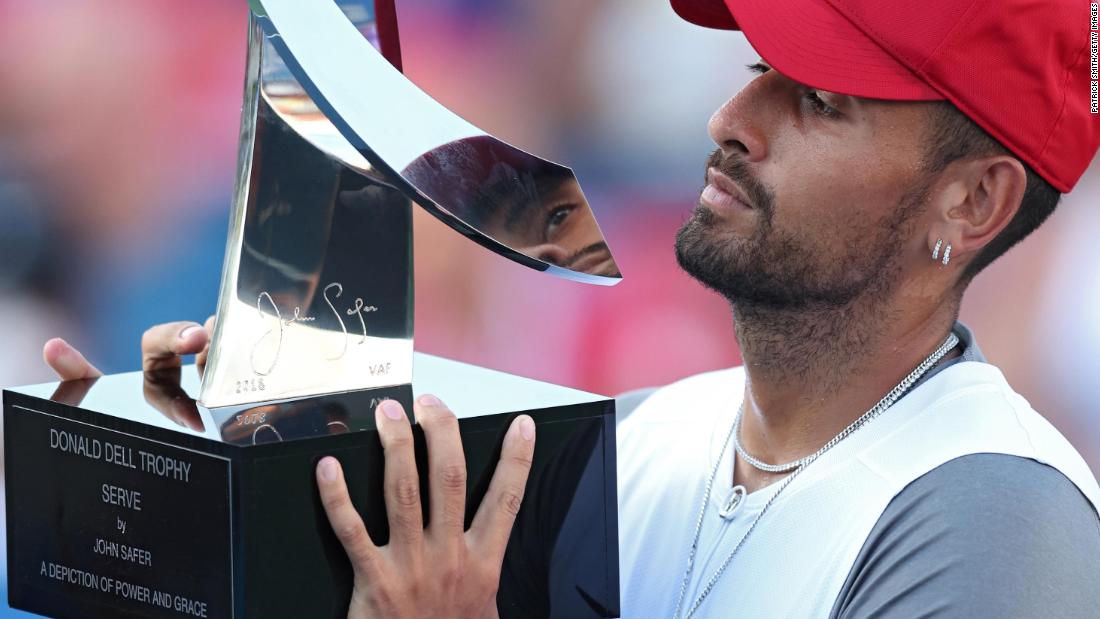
xmin=730 ymin=296 xmax=961 ymax=492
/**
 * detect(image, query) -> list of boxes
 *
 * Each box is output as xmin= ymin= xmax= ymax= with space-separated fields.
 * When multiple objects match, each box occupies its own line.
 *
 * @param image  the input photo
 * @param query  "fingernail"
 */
xmin=381 ymin=400 xmax=404 ymax=421
xmin=520 ymin=416 xmax=536 ymax=441
xmin=318 ymin=457 xmax=339 ymax=482
xmin=179 ymin=324 xmax=203 ymax=339
xmin=418 ymin=394 xmax=441 ymax=407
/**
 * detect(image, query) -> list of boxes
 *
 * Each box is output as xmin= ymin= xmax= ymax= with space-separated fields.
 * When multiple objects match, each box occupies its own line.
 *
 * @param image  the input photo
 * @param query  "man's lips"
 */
xmin=702 ymin=167 xmax=754 ymax=212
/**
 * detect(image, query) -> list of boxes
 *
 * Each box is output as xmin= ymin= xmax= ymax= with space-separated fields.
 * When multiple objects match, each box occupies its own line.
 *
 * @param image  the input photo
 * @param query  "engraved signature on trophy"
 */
xmin=323 ymin=283 xmax=379 ymax=359
xmin=248 ymin=283 xmax=380 ymax=378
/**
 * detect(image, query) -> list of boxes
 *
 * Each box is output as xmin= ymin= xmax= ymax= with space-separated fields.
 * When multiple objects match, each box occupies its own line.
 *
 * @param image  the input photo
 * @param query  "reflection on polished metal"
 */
xmin=404 ymin=137 xmax=621 ymax=279
xmin=199 ymin=5 xmax=414 ymax=407
xmin=251 ymin=0 xmax=621 ymax=284
xmin=201 ymin=0 xmax=620 ymax=407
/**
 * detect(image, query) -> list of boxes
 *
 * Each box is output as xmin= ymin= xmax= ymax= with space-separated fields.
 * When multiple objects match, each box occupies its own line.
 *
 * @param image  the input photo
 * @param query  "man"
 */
xmin=44 ymin=0 xmax=1100 ymax=616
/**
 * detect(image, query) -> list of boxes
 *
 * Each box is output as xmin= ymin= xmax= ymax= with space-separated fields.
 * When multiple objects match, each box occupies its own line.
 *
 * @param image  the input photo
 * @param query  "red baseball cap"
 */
xmin=671 ymin=0 xmax=1100 ymax=193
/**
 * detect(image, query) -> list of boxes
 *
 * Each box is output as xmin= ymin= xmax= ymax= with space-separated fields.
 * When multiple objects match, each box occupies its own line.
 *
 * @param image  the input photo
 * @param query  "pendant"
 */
xmin=718 ymin=485 xmax=747 ymax=520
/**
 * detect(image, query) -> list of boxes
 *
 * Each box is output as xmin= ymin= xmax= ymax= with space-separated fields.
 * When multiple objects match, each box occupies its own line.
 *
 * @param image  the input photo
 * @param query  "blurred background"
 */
xmin=0 ymin=0 xmax=1096 ymax=483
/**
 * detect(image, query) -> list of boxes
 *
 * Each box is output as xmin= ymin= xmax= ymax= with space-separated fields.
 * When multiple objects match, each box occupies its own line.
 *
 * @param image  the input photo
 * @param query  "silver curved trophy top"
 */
xmin=199 ymin=0 xmax=619 ymax=408
xmin=253 ymin=0 xmax=621 ymax=283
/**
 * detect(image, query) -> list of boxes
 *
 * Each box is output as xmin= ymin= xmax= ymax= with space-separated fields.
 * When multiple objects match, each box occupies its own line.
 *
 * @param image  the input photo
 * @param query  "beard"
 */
xmin=675 ymin=149 xmax=929 ymax=312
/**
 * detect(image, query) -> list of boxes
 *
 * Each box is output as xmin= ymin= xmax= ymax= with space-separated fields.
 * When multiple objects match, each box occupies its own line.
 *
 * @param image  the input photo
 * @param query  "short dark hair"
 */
xmin=921 ymin=102 xmax=1061 ymax=289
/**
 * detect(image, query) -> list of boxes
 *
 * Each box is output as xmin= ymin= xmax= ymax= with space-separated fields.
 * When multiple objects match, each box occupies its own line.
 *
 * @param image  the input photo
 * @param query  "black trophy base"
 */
xmin=3 ymin=353 xmax=619 ymax=619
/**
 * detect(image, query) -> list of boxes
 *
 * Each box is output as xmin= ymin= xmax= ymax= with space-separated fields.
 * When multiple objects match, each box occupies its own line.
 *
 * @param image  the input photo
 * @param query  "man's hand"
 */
xmin=43 ymin=316 xmax=215 ymax=381
xmin=43 ymin=320 xmax=537 ymax=618
xmin=42 ymin=338 xmax=103 ymax=381
xmin=317 ymin=396 xmax=536 ymax=619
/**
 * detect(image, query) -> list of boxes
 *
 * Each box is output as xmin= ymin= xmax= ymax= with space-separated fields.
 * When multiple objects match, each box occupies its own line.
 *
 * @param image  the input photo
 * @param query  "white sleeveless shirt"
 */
xmin=616 ymin=360 xmax=1100 ymax=617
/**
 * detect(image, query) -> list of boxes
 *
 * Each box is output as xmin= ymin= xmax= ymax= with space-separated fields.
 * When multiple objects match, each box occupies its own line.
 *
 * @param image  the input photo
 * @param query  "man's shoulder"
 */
xmin=833 ymin=453 xmax=1100 ymax=618
xmin=890 ymin=453 xmax=1099 ymax=531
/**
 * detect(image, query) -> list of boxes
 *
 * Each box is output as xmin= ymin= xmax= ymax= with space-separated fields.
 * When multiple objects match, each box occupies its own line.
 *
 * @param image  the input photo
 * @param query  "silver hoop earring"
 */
xmin=941 ymin=243 xmax=952 ymax=266
xmin=932 ymin=238 xmax=943 ymax=261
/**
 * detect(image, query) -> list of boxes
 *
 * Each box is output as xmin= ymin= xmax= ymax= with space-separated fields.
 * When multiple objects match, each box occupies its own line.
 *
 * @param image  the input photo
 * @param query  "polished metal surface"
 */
xmin=202 ymin=0 xmax=621 ymax=407
xmin=403 ymin=137 xmax=620 ymax=278
xmin=252 ymin=0 xmax=621 ymax=283
xmin=9 ymin=354 xmax=609 ymax=445
xmin=200 ymin=9 xmax=414 ymax=407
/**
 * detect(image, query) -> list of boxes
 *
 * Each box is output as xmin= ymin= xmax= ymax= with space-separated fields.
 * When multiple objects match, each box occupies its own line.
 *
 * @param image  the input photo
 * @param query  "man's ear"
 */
xmin=929 ymin=155 xmax=1027 ymax=262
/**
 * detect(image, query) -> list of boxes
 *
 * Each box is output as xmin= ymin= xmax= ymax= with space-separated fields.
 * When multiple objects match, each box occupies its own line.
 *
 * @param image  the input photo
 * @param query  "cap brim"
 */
xmin=671 ymin=0 xmax=943 ymax=101
xmin=670 ymin=0 xmax=737 ymax=30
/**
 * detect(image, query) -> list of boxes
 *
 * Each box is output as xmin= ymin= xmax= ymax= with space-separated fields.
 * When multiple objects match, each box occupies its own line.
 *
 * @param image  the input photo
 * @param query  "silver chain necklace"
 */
xmin=734 ymin=416 xmax=808 ymax=473
xmin=671 ymin=331 xmax=960 ymax=619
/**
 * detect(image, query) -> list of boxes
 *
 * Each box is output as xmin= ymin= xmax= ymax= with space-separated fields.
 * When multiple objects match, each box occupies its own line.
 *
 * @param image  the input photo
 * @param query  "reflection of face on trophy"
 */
xmin=201 ymin=0 xmax=620 ymax=409
xmin=403 ymin=136 xmax=621 ymax=278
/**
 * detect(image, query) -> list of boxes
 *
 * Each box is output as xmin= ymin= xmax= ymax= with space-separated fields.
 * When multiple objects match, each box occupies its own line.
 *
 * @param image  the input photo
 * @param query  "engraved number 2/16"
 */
xmin=235 ymin=378 xmax=266 ymax=394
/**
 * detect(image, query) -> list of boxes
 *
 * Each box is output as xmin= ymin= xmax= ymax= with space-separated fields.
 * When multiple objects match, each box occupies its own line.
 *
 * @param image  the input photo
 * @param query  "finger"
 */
xmin=195 ymin=315 xmax=216 ymax=367
xmin=43 ymin=338 xmax=103 ymax=380
xmin=316 ymin=456 xmax=383 ymax=578
xmin=469 ymin=415 xmax=535 ymax=560
xmin=413 ymin=394 xmax=468 ymax=540
xmin=375 ymin=399 xmax=424 ymax=553
xmin=142 ymin=321 xmax=209 ymax=372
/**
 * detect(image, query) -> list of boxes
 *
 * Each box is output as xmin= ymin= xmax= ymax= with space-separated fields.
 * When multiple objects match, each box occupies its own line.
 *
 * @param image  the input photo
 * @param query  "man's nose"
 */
xmin=526 ymin=243 xmax=569 ymax=267
xmin=707 ymin=92 xmax=768 ymax=163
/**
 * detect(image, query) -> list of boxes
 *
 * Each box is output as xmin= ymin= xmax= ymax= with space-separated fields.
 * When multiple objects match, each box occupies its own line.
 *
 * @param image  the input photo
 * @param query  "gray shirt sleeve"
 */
xmin=830 ymin=453 xmax=1100 ymax=618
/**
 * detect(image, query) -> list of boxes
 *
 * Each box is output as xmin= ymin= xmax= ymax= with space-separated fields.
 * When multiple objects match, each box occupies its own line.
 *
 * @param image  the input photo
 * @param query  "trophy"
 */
xmin=3 ymin=1 xmax=621 ymax=617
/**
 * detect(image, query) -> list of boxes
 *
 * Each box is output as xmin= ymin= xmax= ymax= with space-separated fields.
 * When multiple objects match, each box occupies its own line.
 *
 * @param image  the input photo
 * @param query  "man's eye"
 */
xmin=745 ymin=62 xmax=841 ymax=120
xmin=546 ymin=204 xmax=574 ymax=239
xmin=746 ymin=62 xmax=770 ymax=75
xmin=805 ymin=91 xmax=842 ymax=119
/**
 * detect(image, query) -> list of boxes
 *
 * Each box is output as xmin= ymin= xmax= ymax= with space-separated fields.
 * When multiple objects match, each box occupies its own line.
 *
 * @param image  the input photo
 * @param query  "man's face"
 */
xmin=676 ymin=61 xmax=937 ymax=311
xmin=486 ymin=175 xmax=621 ymax=278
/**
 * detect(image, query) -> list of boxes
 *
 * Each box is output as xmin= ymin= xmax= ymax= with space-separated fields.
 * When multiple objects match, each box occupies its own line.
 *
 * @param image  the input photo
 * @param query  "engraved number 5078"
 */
xmin=235 ymin=411 xmax=267 ymax=426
